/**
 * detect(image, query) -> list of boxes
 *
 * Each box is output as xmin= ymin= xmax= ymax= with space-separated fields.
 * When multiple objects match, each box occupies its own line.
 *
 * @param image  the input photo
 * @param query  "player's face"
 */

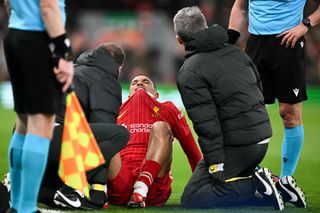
xmin=130 ymin=75 xmax=159 ymax=98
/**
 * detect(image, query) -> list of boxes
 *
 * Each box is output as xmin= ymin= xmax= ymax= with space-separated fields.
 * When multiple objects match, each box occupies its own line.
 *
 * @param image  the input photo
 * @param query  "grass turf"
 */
xmin=0 ymin=87 xmax=319 ymax=212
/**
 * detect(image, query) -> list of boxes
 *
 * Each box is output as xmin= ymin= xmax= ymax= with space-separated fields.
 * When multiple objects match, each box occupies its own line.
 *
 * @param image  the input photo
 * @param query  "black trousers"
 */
xmin=181 ymin=143 xmax=268 ymax=208
xmin=39 ymin=123 xmax=129 ymax=206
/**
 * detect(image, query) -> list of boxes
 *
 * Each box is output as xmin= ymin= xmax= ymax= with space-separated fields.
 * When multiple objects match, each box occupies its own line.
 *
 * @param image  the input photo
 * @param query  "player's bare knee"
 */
xmin=151 ymin=121 xmax=172 ymax=139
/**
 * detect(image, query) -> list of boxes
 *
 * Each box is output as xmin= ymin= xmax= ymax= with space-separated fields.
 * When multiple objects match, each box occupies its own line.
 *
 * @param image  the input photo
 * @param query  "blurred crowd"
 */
xmin=0 ymin=0 xmax=320 ymax=84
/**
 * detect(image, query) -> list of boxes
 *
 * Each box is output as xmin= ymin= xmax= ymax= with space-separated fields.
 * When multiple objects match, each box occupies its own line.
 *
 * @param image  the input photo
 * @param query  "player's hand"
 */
xmin=276 ymin=23 xmax=308 ymax=48
xmin=54 ymin=58 xmax=74 ymax=92
xmin=208 ymin=163 xmax=225 ymax=184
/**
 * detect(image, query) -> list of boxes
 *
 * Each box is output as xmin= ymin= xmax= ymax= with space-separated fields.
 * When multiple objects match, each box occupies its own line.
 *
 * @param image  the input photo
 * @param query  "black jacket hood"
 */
xmin=75 ymin=48 xmax=119 ymax=79
xmin=185 ymin=24 xmax=228 ymax=58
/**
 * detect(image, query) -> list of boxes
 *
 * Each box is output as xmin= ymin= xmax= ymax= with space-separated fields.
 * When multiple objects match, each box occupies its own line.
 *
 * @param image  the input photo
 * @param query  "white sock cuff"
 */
xmin=133 ymin=181 xmax=148 ymax=197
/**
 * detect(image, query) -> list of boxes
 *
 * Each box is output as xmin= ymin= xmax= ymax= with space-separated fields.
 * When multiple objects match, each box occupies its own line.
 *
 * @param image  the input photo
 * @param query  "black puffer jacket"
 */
xmin=177 ymin=25 xmax=272 ymax=165
xmin=56 ymin=48 xmax=121 ymax=124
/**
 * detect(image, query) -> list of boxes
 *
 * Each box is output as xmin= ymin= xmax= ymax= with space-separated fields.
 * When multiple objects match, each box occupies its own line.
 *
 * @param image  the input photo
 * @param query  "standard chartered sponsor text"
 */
xmin=129 ymin=123 xmax=153 ymax=133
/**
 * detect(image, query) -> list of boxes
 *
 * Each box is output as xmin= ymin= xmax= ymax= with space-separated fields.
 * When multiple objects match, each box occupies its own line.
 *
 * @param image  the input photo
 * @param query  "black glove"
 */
xmin=48 ymin=33 xmax=73 ymax=67
xmin=208 ymin=163 xmax=225 ymax=184
xmin=227 ymin=29 xmax=241 ymax=44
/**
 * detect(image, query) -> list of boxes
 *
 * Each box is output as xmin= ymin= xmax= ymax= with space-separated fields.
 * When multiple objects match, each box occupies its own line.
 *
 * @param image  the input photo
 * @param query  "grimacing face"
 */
xmin=129 ymin=75 xmax=159 ymax=99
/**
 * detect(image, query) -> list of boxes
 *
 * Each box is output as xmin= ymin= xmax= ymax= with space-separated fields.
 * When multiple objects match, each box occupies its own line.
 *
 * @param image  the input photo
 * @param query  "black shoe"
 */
xmin=255 ymin=168 xmax=284 ymax=211
xmin=1 ymin=174 xmax=10 ymax=212
xmin=53 ymin=185 xmax=101 ymax=210
xmin=89 ymin=187 xmax=109 ymax=209
xmin=276 ymin=176 xmax=306 ymax=208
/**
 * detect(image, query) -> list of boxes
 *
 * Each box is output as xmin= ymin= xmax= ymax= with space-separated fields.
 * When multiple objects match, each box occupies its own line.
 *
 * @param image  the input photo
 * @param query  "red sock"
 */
xmin=137 ymin=160 xmax=161 ymax=188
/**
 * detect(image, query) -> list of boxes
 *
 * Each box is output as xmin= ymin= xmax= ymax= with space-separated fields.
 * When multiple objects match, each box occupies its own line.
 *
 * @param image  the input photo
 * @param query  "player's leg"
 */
xmin=4 ymin=29 xmax=28 ymax=211
xmin=16 ymin=29 xmax=62 ymax=212
xmin=279 ymin=102 xmax=304 ymax=177
xmin=108 ymin=154 xmax=122 ymax=181
xmin=277 ymin=102 xmax=307 ymax=208
xmin=19 ymin=114 xmax=55 ymax=212
xmin=273 ymin=36 xmax=307 ymax=177
xmin=108 ymin=154 xmax=135 ymax=205
xmin=8 ymin=114 xmax=27 ymax=210
xmin=145 ymin=174 xmax=172 ymax=206
xmin=128 ymin=121 xmax=173 ymax=208
xmin=4 ymin=29 xmax=60 ymax=212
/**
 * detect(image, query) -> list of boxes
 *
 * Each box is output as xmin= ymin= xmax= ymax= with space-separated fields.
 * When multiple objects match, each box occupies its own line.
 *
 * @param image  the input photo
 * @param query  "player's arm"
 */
xmin=228 ymin=0 xmax=248 ymax=44
xmin=308 ymin=3 xmax=320 ymax=28
xmin=177 ymin=70 xmax=225 ymax=168
xmin=4 ymin=0 xmax=10 ymax=16
xmin=40 ymin=0 xmax=65 ymax=37
xmin=40 ymin=0 xmax=73 ymax=92
xmin=166 ymin=103 xmax=202 ymax=172
xmin=277 ymin=3 xmax=320 ymax=48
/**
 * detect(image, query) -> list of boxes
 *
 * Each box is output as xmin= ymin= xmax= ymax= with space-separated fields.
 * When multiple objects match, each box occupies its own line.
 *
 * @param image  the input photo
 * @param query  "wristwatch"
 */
xmin=302 ymin=17 xmax=311 ymax=29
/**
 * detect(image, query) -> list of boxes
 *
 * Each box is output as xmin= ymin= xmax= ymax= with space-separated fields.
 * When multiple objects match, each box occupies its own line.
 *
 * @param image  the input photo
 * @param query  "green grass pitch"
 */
xmin=0 ymin=87 xmax=319 ymax=212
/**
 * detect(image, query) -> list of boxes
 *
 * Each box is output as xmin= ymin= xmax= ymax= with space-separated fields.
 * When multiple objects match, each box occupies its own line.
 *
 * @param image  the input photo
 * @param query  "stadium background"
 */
xmin=0 ymin=0 xmax=319 ymax=212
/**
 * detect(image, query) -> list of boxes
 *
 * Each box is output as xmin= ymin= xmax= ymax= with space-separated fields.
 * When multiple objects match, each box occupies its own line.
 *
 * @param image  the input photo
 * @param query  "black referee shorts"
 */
xmin=4 ymin=29 xmax=63 ymax=114
xmin=246 ymin=35 xmax=308 ymax=104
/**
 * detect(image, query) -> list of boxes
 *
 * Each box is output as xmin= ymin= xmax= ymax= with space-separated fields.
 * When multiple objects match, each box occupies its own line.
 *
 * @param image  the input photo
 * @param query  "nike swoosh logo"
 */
xmin=56 ymin=190 xmax=81 ymax=207
xmin=256 ymin=173 xmax=273 ymax=196
xmin=279 ymin=181 xmax=298 ymax=202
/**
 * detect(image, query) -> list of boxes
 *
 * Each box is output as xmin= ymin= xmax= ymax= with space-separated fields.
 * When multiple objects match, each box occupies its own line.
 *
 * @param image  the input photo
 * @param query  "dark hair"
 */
xmin=95 ymin=43 xmax=125 ymax=66
xmin=173 ymin=6 xmax=208 ymax=42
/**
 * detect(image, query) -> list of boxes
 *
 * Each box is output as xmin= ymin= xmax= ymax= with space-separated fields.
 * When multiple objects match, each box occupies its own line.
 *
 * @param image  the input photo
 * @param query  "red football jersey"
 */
xmin=117 ymin=89 xmax=202 ymax=177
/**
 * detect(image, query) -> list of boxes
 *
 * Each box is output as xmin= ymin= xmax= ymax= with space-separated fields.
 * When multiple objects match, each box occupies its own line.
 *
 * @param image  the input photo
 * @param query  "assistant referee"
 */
xmin=3 ymin=0 xmax=74 ymax=212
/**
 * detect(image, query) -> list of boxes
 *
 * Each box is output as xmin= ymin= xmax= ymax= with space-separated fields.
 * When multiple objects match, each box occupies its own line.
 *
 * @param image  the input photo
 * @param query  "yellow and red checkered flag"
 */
xmin=58 ymin=91 xmax=105 ymax=198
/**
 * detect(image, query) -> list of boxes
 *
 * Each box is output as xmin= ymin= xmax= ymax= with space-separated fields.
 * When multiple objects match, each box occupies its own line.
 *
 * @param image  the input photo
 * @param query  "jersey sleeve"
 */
xmin=165 ymin=102 xmax=202 ymax=172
